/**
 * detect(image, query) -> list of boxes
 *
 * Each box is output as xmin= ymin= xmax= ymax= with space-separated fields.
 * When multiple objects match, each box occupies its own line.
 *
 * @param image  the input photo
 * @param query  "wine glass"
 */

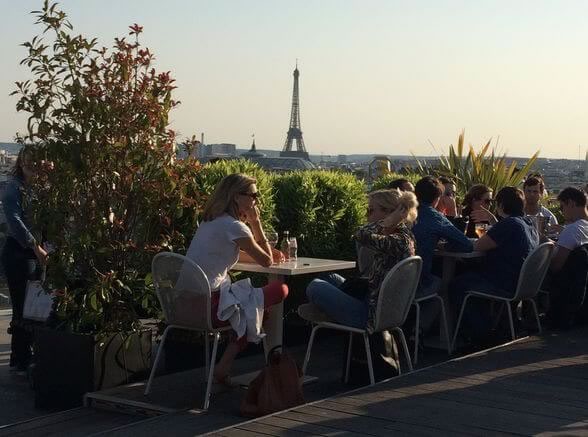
xmin=475 ymin=223 xmax=488 ymax=238
xmin=267 ymin=231 xmax=278 ymax=248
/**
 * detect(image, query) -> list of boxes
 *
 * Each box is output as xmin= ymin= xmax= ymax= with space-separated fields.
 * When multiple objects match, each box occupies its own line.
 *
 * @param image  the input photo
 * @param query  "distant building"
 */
xmin=337 ymin=154 xmax=347 ymax=164
xmin=199 ymin=143 xmax=237 ymax=158
xmin=241 ymin=138 xmax=265 ymax=159
xmin=244 ymin=156 xmax=315 ymax=172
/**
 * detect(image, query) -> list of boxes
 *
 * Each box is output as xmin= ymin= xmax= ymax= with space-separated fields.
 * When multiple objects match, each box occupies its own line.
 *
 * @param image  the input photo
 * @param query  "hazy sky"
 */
xmin=1 ymin=1 xmax=587 ymax=158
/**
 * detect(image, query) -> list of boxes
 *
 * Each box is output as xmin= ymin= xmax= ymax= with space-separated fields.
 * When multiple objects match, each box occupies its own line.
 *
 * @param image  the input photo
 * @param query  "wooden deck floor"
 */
xmin=208 ymin=328 xmax=588 ymax=437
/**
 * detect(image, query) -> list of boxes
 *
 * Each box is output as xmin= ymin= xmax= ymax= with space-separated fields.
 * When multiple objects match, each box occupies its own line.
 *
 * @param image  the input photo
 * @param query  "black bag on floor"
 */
xmin=343 ymin=330 xmax=399 ymax=385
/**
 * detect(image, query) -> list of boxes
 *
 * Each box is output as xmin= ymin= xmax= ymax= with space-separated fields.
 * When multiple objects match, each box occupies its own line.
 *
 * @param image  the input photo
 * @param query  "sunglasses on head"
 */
xmin=240 ymin=191 xmax=259 ymax=199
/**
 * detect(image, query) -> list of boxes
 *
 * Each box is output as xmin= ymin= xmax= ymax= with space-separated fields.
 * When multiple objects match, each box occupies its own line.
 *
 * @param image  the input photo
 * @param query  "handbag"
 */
xmin=23 ymin=269 xmax=53 ymax=322
xmin=240 ymin=346 xmax=304 ymax=417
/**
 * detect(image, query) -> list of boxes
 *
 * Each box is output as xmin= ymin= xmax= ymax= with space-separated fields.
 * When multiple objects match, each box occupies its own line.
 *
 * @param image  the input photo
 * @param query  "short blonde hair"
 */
xmin=202 ymin=173 xmax=257 ymax=222
xmin=368 ymin=189 xmax=418 ymax=224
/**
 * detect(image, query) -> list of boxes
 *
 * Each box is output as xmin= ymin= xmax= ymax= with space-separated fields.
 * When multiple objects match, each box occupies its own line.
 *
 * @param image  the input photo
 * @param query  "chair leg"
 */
xmin=436 ymin=296 xmax=451 ymax=355
xmin=203 ymin=332 xmax=220 ymax=410
xmin=451 ymin=294 xmax=471 ymax=351
xmin=204 ymin=332 xmax=210 ymax=378
xmin=144 ymin=326 xmax=171 ymax=395
xmin=505 ymin=301 xmax=516 ymax=341
xmin=413 ymin=302 xmax=420 ymax=366
xmin=528 ymin=298 xmax=542 ymax=334
xmin=394 ymin=328 xmax=413 ymax=373
xmin=302 ymin=325 xmax=319 ymax=376
xmin=344 ymin=332 xmax=353 ymax=384
xmin=362 ymin=333 xmax=375 ymax=385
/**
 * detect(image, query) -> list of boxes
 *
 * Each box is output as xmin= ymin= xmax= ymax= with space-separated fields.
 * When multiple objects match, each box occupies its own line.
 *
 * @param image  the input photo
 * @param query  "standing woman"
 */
xmin=185 ymin=173 xmax=287 ymax=384
xmin=2 ymin=147 xmax=48 ymax=372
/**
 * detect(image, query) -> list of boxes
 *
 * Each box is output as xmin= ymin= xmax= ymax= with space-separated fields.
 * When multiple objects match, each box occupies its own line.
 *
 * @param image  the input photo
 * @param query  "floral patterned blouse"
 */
xmin=354 ymin=221 xmax=416 ymax=332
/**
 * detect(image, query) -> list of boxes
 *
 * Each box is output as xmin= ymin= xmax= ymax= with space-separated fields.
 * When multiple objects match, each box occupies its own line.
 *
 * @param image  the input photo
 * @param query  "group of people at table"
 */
xmin=183 ymin=172 xmax=588 ymax=384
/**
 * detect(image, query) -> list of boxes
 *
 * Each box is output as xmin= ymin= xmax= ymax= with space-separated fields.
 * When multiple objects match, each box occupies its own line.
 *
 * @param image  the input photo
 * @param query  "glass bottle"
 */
xmin=288 ymin=236 xmax=298 ymax=260
xmin=280 ymin=231 xmax=291 ymax=260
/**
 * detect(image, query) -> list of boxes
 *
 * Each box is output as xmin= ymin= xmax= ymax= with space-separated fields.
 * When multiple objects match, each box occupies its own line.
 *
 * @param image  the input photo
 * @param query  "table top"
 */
xmin=233 ymin=257 xmax=356 ymax=276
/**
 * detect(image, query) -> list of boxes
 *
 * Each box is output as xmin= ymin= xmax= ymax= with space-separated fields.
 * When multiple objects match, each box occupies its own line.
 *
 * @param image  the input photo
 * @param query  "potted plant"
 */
xmin=12 ymin=1 xmax=201 ymax=407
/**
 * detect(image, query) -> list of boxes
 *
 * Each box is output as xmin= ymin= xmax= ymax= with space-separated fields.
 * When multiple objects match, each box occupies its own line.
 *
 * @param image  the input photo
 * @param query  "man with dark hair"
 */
xmin=387 ymin=178 xmax=414 ymax=192
xmin=549 ymin=187 xmax=588 ymax=272
xmin=523 ymin=175 xmax=558 ymax=225
xmin=412 ymin=176 xmax=472 ymax=298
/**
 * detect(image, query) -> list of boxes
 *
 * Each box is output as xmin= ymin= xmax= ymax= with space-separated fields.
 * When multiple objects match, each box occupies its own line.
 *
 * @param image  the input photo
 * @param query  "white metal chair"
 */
xmin=144 ymin=252 xmax=231 ymax=410
xmin=451 ymin=242 xmax=554 ymax=351
xmin=300 ymin=256 xmax=422 ymax=385
xmin=412 ymin=288 xmax=451 ymax=365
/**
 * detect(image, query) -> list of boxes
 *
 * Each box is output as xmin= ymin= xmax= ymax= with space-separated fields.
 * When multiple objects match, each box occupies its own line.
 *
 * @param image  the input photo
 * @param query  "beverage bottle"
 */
xmin=280 ymin=231 xmax=291 ymax=260
xmin=289 ymin=236 xmax=298 ymax=260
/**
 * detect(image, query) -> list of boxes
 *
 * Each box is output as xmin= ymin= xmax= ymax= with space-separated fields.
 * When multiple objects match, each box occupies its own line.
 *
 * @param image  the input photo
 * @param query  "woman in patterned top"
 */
xmin=305 ymin=189 xmax=417 ymax=331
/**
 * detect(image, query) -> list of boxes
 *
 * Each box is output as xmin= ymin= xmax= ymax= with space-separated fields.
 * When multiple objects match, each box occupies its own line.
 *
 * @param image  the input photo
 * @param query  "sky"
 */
xmin=1 ymin=0 xmax=587 ymax=159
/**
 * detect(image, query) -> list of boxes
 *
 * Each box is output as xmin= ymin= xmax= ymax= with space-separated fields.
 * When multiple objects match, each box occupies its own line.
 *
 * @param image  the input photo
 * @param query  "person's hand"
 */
xmin=271 ymin=248 xmax=286 ymax=264
xmin=381 ymin=205 xmax=408 ymax=229
xmin=34 ymin=244 xmax=48 ymax=265
xmin=548 ymin=223 xmax=564 ymax=234
xmin=470 ymin=207 xmax=497 ymax=224
xmin=243 ymin=205 xmax=261 ymax=225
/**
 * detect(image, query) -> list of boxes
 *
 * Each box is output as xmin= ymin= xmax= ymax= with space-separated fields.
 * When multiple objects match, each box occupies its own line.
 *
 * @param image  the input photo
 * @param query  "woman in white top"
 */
xmin=186 ymin=173 xmax=288 ymax=384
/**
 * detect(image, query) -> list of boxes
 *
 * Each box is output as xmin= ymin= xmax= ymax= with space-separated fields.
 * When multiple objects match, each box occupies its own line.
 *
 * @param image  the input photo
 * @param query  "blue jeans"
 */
xmin=306 ymin=274 xmax=368 ymax=329
xmin=450 ymin=271 xmax=513 ymax=337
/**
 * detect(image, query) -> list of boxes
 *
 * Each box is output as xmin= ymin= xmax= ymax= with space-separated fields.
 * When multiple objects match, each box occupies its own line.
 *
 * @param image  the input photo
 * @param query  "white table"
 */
xmin=231 ymin=257 xmax=355 ymax=386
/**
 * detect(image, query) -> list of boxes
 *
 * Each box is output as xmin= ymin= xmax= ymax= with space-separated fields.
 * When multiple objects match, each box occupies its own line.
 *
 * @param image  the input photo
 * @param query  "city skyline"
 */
xmin=1 ymin=1 xmax=588 ymax=159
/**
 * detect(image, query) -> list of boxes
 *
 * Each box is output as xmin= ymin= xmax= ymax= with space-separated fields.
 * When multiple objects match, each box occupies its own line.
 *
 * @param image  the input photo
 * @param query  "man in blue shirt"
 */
xmin=412 ymin=176 xmax=473 ymax=298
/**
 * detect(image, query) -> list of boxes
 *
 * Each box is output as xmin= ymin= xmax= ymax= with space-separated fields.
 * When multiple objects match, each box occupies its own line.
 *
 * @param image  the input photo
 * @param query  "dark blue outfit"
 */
xmin=1 ymin=176 xmax=36 ymax=369
xmin=450 ymin=216 xmax=539 ymax=336
xmin=412 ymin=204 xmax=473 ymax=296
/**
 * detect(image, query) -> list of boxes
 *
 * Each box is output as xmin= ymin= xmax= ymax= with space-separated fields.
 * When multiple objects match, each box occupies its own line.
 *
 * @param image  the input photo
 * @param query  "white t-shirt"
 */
xmin=529 ymin=206 xmax=558 ymax=225
xmin=557 ymin=219 xmax=588 ymax=251
xmin=186 ymin=214 xmax=252 ymax=290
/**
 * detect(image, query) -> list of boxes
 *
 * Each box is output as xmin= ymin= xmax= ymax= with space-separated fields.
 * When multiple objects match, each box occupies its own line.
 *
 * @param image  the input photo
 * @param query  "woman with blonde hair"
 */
xmin=186 ymin=173 xmax=287 ymax=384
xmin=305 ymin=189 xmax=417 ymax=331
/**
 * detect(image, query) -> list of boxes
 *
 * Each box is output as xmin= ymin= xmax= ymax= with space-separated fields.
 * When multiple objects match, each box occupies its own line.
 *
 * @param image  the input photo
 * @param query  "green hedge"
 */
xmin=370 ymin=172 xmax=420 ymax=192
xmin=272 ymin=170 xmax=366 ymax=260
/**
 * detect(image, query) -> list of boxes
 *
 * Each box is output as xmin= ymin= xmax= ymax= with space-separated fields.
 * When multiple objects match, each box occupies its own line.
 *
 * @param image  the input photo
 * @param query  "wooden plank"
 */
xmin=279 ymin=408 xmax=483 ymax=437
xmin=261 ymin=414 xmax=382 ymax=437
xmin=237 ymin=421 xmax=326 ymax=436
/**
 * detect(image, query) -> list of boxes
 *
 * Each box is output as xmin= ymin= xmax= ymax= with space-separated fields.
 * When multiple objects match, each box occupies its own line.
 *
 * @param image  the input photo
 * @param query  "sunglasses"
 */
xmin=481 ymin=198 xmax=493 ymax=206
xmin=240 ymin=191 xmax=259 ymax=199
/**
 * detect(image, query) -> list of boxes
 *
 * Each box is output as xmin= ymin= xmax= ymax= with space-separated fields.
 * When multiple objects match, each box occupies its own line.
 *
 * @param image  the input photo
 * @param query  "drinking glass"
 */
xmin=267 ymin=231 xmax=278 ymax=248
xmin=474 ymin=223 xmax=488 ymax=238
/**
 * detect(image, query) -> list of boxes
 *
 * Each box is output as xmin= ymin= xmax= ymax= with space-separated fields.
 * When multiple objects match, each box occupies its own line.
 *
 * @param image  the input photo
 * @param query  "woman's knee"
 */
xmin=262 ymin=281 xmax=289 ymax=306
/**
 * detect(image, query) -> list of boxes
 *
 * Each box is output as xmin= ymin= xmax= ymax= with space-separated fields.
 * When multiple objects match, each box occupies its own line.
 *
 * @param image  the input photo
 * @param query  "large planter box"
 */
xmin=33 ymin=328 xmax=151 ymax=408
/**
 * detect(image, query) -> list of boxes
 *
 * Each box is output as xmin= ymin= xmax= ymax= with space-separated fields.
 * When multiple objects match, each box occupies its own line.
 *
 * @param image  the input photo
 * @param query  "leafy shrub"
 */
xmin=273 ymin=170 xmax=366 ymax=260
xmin=13 ymin=3 xmax=201 ymax=334
xmin=415 ymin=131 xmax=539 ymax=196
xmin=370 ymin=172 xmax=420 ymax=192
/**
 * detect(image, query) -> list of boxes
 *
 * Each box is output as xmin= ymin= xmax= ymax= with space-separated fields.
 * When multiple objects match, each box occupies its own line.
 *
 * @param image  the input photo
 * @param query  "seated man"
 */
xmin=412 ymin=176 xmax=473 ymax=298
xmin=544 ymin=187 xmax=588 ymax=327
xmin=523 ymin=175 xmax=558 ymax=226
xmin=550 ymin=187 xmax=588 ymax=272
xmin=450 ymin=187 xmax=539 ymax=338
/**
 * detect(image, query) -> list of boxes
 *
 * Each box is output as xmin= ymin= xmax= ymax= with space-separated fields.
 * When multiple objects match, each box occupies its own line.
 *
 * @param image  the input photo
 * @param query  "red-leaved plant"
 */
xmin=12 ymin=1 xmax=201 ymax=334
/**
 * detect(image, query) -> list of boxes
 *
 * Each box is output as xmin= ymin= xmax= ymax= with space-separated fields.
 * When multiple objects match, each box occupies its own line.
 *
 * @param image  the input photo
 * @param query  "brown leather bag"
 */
xmin=240 ymin=346 xmax=304 ymax=417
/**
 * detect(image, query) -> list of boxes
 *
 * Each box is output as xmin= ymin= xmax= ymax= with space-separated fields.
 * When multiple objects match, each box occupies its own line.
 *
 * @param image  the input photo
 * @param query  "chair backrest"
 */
xmin=151 ymin=252 xmax=212 ymax=330
xmin=513 ymin=242 xmax=554 ymax=300
xmin=373 ymin=256 xmax=422 ymax=332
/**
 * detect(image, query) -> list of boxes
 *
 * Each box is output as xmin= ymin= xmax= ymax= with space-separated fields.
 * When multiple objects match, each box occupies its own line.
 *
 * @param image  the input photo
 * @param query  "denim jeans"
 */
xmin=306 ymin=274 xmax=368 ymax=329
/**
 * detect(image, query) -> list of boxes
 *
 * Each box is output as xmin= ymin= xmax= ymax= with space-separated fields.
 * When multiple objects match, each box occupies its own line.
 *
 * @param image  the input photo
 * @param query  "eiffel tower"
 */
xmin=281 ymin=63 xmax=309 ymax=160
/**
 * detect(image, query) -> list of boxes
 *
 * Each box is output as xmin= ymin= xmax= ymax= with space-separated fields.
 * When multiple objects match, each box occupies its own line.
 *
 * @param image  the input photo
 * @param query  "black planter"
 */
xmin=33 ymin=328 xmax=151 ymax=409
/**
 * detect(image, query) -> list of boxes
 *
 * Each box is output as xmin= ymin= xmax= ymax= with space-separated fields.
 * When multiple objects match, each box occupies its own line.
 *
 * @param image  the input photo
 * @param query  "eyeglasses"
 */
xmin=240 ymin=191 xmax=259 ymax=199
